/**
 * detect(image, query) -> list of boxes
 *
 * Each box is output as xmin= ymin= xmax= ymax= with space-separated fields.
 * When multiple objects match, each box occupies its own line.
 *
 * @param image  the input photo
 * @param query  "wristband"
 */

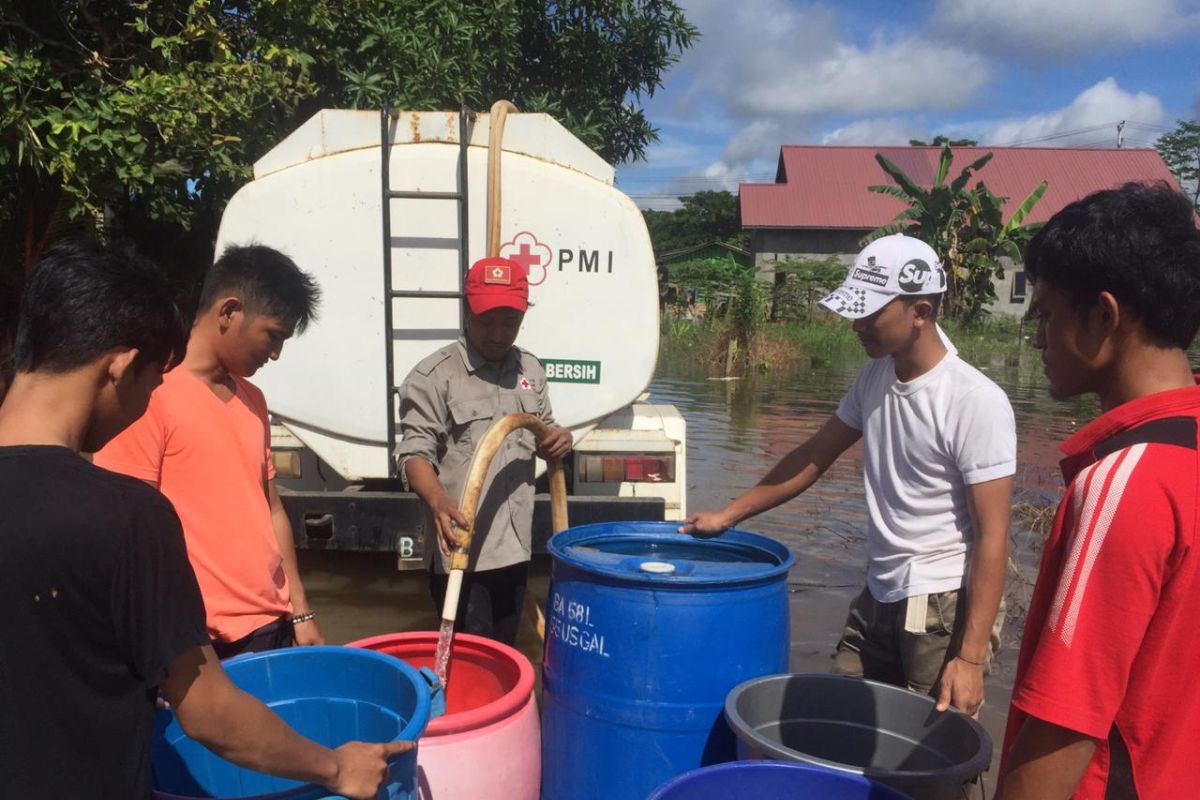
xmin=290 ymin=611 xmax=317 ymax=625
xmin=956 ymin=654 xmax=986 ymax=667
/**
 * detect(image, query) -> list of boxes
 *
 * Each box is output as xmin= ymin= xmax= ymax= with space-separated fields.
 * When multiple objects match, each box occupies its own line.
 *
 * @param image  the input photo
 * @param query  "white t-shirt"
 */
xmin=836 ymin=347 xmax=1016 ymax=603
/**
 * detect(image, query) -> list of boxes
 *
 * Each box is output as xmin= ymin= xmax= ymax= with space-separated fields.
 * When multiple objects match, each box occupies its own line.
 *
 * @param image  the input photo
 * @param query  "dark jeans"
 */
xmin=428 ymin=562 xmax=529 ymax=645
xmin=212 ymin=616 xmax=295 ymax=660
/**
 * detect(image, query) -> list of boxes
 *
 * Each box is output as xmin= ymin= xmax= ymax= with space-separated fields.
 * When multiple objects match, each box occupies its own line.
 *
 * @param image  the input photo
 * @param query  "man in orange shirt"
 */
xmin=97 ymin=244 xmax=324 ymax=658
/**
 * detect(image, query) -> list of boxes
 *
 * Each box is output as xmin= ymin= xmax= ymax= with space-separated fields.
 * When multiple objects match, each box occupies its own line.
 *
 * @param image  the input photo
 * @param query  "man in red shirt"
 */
xmin=997 ymin=182 xmax=1200 ymax=799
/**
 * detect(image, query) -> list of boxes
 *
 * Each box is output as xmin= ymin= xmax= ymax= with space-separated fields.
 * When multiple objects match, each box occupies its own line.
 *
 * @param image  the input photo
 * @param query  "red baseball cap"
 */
xmin=465 ymin=256 xmax=528 ymax=315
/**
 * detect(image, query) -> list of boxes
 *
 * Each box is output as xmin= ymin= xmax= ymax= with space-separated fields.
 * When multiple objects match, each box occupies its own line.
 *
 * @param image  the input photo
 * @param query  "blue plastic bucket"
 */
xmin=152 ymin=646 xmax=440 ymax=799
xmin=648 ymin=761 xmax=913 ymax=799
xmin=541 ymin=521 xmax=793 ymax=800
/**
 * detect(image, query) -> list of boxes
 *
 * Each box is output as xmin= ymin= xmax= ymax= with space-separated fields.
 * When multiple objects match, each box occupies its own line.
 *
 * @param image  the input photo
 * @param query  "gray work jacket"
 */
xmin=395 ymin=338 xmax=555 ymax=573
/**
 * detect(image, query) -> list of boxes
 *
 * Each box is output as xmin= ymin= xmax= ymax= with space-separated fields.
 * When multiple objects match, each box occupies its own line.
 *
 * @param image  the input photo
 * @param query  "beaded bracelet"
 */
xmin=290 ymin=611 xmax=317 ymax=625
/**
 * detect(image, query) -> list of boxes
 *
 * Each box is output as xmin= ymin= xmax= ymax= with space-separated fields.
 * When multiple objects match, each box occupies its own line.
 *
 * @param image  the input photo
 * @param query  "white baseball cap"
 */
xmin=818 ymin=234 xmax=947 ymax=320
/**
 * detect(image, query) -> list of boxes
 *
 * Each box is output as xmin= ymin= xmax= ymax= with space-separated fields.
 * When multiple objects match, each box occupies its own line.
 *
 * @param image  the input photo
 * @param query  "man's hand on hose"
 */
xmin=431 ymin=495 xmax=469 ymax=556
xmin=537 ymin=426 xmax=573 ymax=461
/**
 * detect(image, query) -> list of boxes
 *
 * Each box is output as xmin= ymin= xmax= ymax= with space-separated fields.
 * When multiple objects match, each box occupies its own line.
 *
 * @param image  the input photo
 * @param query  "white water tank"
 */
xmin=215 ymin=110 xmax=660 ymax=480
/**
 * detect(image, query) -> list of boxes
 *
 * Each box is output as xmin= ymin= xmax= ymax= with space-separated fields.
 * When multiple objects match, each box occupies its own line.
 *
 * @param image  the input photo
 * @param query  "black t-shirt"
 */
xmin=0 ymin=446 xmax=209 ymax=799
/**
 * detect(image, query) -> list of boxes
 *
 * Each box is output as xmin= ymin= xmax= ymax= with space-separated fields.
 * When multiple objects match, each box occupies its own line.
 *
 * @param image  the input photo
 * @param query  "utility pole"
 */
xmin=1117 ymin=120 xmax=1126 ymax=148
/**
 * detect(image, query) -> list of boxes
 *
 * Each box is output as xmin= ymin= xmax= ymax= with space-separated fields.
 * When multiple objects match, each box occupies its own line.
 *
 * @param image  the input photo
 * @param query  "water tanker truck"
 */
xmin=214 ymin=107 xmax=687 ymax=566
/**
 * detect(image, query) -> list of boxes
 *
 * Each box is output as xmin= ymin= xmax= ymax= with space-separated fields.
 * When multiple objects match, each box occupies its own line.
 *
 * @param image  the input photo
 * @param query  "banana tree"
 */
xmin=862 ymin=144 xmax=1046 ymax=320
xmin=959 ymin=179 xmax=1048 ymax=321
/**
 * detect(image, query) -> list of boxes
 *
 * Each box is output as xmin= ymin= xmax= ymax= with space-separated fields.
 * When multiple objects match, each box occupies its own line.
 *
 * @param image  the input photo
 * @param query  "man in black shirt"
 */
xmin=0 ymin=240 xmax=411 ymax=799
xmin=0 ymin=275 xmax=16 ymax=402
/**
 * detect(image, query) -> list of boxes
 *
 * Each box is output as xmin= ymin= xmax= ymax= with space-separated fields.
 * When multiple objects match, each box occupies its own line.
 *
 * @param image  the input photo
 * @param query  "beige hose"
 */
xmin=440 ymin=414 xmax=567 ymax=640
xmin=486 ymin=100 xmax=519 ymax=258
xmin=451 ymin=413 xmax=567 ymax=570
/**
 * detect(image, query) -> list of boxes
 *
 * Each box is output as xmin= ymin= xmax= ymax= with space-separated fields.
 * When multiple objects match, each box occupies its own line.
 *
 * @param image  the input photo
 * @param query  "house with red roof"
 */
xmin=739 ymin=146 xmax=1178 ymax=316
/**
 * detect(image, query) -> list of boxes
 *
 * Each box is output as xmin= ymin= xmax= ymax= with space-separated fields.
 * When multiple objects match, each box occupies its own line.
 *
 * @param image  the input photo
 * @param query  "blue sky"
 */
xmin=618 ymin=0 xmax=1200 ymax=208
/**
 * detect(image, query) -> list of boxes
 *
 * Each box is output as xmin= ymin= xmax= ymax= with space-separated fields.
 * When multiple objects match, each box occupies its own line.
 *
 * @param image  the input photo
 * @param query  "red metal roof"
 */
xmin=739 ymin=145 xmax=1178 ymax=229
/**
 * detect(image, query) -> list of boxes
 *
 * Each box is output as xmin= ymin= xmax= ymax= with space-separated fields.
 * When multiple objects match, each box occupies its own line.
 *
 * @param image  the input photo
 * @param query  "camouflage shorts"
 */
xmin=832 ymin=587 xmax=1004 ymax=696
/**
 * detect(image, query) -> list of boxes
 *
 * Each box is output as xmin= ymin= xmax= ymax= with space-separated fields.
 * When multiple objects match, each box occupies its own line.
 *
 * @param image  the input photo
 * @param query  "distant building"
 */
xmin=739 ymin=146 xmax=1178 ymax=317
xmin=656 ymin=241 xmax=752 ymax=311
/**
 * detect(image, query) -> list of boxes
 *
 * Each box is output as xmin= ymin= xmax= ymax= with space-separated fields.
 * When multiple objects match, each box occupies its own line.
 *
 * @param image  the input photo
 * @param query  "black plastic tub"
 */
xmin=724 ymin=674 xmax=991 ymax=800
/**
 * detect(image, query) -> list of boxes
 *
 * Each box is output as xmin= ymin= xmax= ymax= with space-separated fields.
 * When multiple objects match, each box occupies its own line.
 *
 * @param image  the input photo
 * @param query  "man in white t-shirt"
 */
xmin=682 ymin=234 xmax=1015 ymax=715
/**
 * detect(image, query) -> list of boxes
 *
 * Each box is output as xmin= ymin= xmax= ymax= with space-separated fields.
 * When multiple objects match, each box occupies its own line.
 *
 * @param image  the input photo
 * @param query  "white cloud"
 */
xmin=933 ymin=0 xmax=1199 ymax=62
xmin=680 ymin=0 xmax=989 ymax=119
xmin=821 ymin=118 xmax=927 ymax=146
xmin=980 ymin=78 xmax=1166 ymax=146
xmin=720 ymin=120 xmax=786 ymax=166
xmin=665 ymin=0 xmax=990 ymax=173
xmin=734 ymin=37 xmax=988 ymax=117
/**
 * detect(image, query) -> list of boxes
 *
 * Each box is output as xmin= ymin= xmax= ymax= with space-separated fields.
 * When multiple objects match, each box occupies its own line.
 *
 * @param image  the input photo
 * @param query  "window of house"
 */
xmin=1010 ymin=270 xmax=1028 ymax=303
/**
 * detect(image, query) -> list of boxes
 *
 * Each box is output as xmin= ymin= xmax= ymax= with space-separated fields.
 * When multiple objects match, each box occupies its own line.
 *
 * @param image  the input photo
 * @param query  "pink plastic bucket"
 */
xmin=349 ymin=632 xmax=540 ymax=800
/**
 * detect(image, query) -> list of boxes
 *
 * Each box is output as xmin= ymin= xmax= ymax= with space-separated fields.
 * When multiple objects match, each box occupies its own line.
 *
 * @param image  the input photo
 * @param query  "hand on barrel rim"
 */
xmin=678 ymin=509 xmax=734 ymax=538
xmin=431 ymin=496 xmax=470 ymax=556
xmin=936 ymin=654 xmax=985 ymax=716
xmin=329 ymin=739 xmax=415 ymax=799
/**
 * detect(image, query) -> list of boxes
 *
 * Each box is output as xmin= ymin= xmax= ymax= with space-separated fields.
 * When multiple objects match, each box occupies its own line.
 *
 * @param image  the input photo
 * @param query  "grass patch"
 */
xmin=660 ymin=312 xmax=1040 ymax=377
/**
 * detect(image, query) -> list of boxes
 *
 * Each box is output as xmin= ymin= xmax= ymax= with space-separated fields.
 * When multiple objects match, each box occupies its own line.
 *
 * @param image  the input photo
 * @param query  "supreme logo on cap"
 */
xmin=484 ymin=264 xmax=512 ymax=285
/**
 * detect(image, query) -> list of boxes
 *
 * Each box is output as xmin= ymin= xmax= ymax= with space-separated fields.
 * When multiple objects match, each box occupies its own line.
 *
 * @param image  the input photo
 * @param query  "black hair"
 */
xmin=1024 ymin=181 xmax=1200 ymax=349
xmin=197 ymin=244 xmax=320 ymax=332
xmin=14 ymin=239 xmax=189 ymax=373
xmin=902 ymin=292 xmax=942 ymax=320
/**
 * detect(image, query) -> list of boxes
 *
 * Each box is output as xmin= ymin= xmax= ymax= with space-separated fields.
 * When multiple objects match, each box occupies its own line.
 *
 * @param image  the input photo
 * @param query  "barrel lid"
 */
xmin=547 ymin=521 xmax=793 ymax=586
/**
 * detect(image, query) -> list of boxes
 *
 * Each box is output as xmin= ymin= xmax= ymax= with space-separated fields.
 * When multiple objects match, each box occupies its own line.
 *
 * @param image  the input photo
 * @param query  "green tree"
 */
xmin=768 ymin=254 xmax=846 ymax=321
xmin=0 ymin=1 xmax=696 ymax=279
xmin=958 ymin=180 xmax=1046 ymax=321
xmin=642 ymin=190 xmax=745 ymax=256
xmin=1156 ymin=119 xmax=1200 ymax=211
xmin=908 ymin=135 xmax=979 ymax=147
xmin=863 ymin=145 xmax=1046 ymax=322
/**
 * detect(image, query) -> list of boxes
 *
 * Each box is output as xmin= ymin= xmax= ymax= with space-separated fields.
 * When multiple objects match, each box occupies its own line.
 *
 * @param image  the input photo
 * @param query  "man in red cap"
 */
xmin=395 ymin=256 xmax=572 ymax=643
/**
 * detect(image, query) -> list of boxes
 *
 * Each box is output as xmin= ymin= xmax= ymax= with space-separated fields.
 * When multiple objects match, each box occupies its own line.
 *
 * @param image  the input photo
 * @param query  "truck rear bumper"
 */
xmin=280 ymin=490 xmax=666 ymax=568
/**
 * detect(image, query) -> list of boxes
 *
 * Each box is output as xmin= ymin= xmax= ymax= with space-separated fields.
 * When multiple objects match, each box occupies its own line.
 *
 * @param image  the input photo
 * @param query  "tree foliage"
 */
xmin=1156 ymin=119 xmax=1200 ymax=211
xmin=642 ymin=190 xmax=745 ymax=256
xmin=0 ymin=0 xmax=696 ymax=279
xmin=769 ymin=254 xmax=846 ymax=322
xmin=863 ymin=145 xmax=1046 ymax=322
xmin=909 ymin=135 xmax=978 ymax=147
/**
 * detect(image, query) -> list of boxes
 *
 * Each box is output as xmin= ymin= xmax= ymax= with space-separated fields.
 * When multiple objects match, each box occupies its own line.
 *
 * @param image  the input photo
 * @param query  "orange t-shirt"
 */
xmin=95 ymin=368 xmax=290 ymax=642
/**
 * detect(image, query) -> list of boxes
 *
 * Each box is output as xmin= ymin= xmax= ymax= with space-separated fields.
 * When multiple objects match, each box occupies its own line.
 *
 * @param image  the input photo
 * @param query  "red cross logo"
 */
xmin=520 ymin=377 xmax=532 ymax=390
xmin=483 ymin=263 xmax=511 ymax=285
xmin=500 ymin=232 xmax=553 ymax=286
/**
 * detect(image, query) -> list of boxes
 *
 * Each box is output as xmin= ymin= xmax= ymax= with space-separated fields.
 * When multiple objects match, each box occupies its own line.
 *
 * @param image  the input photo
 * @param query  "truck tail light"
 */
xmin=578 ymin=454 xmax=675 ymax=484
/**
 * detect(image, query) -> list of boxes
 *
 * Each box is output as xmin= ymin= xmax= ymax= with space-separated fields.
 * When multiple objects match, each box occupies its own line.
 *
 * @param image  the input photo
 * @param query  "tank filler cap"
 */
xmin=639 ymin=561 xmax=676 ymax=575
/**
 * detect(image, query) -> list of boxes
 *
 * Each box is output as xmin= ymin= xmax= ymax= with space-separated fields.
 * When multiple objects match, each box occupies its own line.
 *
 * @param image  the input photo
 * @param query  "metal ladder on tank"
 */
xmin=380 ymin=106 xmax=473 ymax=479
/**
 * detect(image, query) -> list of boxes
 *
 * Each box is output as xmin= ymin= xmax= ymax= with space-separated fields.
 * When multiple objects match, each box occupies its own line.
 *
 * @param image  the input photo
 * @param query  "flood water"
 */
xmin=297 ymin=328 xmax=1190 ymax=794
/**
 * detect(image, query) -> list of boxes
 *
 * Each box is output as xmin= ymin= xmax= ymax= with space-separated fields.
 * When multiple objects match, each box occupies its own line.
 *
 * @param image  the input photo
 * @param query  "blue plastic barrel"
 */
xmin=541 ymin=522 xmax=793 ymax=800
xmin=648 ymin=761 xmax=913 ymax=799
xmin=152 ymin=646 xmax=439 ymax=799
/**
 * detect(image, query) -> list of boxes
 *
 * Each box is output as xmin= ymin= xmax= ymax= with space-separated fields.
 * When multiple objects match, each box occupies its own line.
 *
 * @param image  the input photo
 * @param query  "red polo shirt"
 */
xmin=1002 ymin=380 xmax=1200 ymax=798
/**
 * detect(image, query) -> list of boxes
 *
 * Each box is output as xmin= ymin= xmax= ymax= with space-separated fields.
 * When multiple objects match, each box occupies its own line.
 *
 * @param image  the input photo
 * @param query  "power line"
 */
xmin=993 ymin=122 xmax=1117 ymax=147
